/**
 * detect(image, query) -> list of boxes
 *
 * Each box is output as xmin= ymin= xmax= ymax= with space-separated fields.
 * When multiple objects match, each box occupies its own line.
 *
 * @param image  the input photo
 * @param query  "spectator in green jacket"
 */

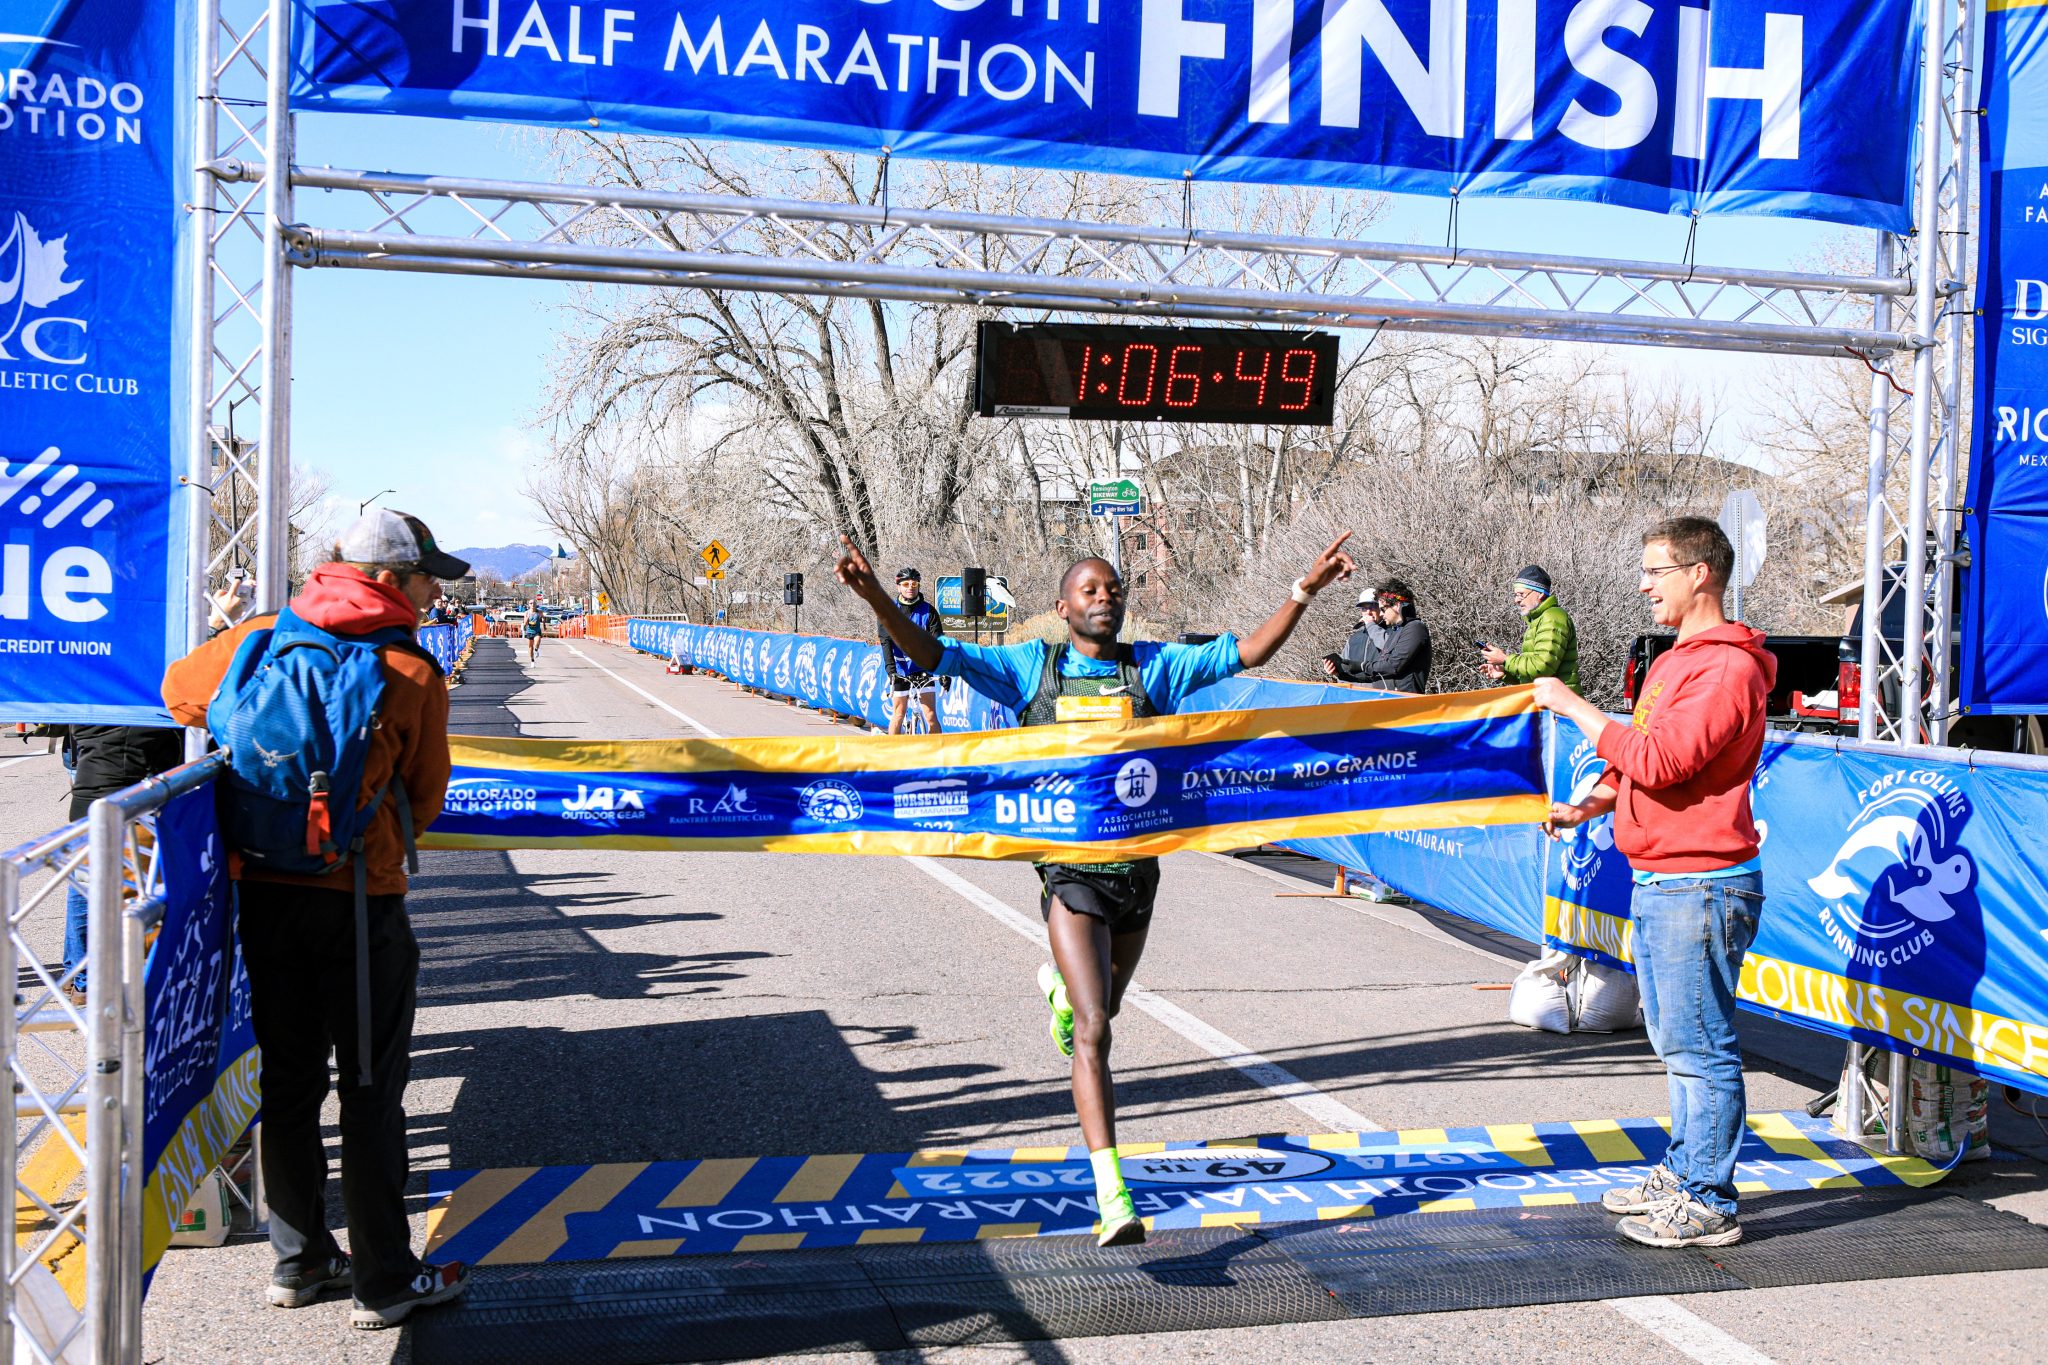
xmin=1482 ymin=566 xmax=1579 ymax=687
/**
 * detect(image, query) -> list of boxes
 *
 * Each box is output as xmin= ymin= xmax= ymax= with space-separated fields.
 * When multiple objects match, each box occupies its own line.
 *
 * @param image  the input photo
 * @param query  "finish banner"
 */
xmin=1960 ymin=0 xmax=2048 ymax=713
xmin=420 ymin=689 xmax=1547 ymax=862
xmin=292 ymin=0 xmax=1918 ymax=229
xmin=139 ymin=778 xmax=261 ymax=1291
xmin=0 ymin=0 xmax=190 ymax=724
xmin=629 ymin=618 xmax=1017 ymax=732
xmin=1543 ymin=728 xmax=2048 ymax=1096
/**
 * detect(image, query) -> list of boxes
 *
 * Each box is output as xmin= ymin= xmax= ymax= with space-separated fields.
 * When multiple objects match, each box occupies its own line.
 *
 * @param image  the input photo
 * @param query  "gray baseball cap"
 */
xmin=336 ymin=507 xmax=470 ymax=580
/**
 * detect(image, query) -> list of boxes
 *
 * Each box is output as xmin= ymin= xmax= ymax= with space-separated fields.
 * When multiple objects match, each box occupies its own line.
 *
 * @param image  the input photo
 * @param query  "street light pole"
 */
xmin=358 ymin=488 xmax=395 ymax=515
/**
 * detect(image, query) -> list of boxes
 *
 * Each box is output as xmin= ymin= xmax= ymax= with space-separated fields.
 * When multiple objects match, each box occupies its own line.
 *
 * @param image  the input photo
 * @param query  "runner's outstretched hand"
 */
xmin=1301 ymin=531 xmax=1356 ymax=594
xmin=835 ymin=535 xmax=884 ymax=604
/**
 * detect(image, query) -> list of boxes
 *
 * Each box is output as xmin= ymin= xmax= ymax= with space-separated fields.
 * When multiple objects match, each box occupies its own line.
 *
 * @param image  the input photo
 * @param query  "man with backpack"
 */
xmin=161 ymin=509 xmax=470 ymax=1330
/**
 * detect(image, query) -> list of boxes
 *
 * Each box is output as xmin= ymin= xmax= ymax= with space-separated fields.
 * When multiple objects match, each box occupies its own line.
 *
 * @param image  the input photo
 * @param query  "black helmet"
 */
xmin=896 ymin=567 xmax=921 ymax=583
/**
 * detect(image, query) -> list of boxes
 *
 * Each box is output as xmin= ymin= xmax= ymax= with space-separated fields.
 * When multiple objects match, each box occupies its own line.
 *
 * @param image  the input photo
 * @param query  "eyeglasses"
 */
xmin=1640 ymin=562 xmax=1698 ymax=582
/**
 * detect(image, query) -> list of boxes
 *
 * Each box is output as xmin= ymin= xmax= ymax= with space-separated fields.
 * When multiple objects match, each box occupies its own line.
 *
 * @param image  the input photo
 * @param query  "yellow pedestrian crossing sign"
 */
xmin=700 ymin=540 xmax=730 ymax=570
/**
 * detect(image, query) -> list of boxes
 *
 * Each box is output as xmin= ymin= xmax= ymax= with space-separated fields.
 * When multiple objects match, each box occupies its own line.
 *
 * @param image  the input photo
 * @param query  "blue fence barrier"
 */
xmin=416 ymin=615 xmax=475 ymax=676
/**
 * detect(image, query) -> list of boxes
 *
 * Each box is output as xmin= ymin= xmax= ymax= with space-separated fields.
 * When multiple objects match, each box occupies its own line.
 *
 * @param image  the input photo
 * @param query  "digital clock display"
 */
xmin=974 ymin=322 xmax=1339 ymax=426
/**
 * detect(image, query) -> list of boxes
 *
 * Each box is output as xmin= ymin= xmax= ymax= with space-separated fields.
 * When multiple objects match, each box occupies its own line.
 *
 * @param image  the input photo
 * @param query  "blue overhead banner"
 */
xmin=293 ymin=0 xmax=1918 ymax=229
xmin=1961 ymin=0 xmax=2048 ymax=713
xmin=0 ymin=0 xmax=189 ymax=724
xmin=1543 ymin=727 xmax=2048 ymax=1098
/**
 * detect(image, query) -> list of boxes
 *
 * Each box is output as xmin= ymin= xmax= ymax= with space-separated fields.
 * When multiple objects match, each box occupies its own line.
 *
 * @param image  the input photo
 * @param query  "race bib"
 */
xmin=1056 ymin=694 xmax=1135 ymax=723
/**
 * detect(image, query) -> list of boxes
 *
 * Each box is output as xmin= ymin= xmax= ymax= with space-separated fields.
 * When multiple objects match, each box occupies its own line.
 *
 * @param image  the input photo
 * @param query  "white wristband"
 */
xmin=1289 ymin=578 xmax=1314 ymax=606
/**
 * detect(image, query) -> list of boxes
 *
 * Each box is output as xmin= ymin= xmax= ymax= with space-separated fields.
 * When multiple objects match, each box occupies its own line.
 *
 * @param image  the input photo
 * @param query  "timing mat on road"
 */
xmin=424 ymin=1110 xmax=1953 ymax=1267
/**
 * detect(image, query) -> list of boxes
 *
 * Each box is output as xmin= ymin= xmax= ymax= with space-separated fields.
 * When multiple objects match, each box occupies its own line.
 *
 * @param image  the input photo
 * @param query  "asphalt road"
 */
xmin=10 ymin=636 xmax=2048 ymax=1363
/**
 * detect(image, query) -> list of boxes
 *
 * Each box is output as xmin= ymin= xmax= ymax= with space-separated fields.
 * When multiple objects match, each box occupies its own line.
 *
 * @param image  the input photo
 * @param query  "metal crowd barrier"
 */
xmin=3 ymin=753 xmax=228 ymax=1365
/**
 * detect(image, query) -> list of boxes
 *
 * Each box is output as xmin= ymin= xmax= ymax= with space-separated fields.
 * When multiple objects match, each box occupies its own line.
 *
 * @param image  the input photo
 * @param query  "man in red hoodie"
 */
xmin=1536 ymin=516 xmax=1774 ymax=1250
xmin=163 ymin=510 xmax=470 ymax=1329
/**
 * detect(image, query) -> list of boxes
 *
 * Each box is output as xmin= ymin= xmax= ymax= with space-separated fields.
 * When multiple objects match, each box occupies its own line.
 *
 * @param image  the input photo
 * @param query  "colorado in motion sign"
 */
xmin=294 ymin=0 xmax=1918 ymax=228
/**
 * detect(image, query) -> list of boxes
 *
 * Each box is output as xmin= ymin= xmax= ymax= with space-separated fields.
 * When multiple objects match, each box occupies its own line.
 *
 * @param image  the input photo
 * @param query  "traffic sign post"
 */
xmin=1717 ymin=490 xmax=1767 ymax=622
xmin=1088 ymin=478 xmax=1142 ymax=517
xmin=700 ymin=540 xmax=731 ymax=570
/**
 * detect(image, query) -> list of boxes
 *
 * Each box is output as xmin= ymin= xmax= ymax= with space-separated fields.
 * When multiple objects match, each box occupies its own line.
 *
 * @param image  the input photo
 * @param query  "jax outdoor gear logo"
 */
xmin=1558 ymin=737 xmax=1616 ymax=895
xmin=559 ymin=783 xmax=648 ymax=822
xmin=1804 ymin=768 xmax=1977 ymax=969
xmin=799 ymin=777 xmax=863 ymax=823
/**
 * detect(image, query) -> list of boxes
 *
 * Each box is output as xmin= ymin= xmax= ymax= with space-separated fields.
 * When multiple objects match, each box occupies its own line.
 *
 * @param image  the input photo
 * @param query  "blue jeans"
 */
xmin=1630 ymin=872 xmax=1764 ymax=1216
xmin=63 ymin=883 xmax=88 ymax=990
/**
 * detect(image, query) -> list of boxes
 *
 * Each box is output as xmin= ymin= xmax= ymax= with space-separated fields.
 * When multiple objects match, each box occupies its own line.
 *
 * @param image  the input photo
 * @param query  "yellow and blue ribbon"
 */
xmin=421 ymin=688 xmax=1546 ymax=862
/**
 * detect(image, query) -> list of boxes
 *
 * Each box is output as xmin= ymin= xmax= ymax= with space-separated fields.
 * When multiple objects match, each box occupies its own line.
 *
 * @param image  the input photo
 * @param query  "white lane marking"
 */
xmin=1198 ymin=849 xmax=1511 ymax=965
xmin=577 ymin=660 xmax=1776 ymax=1364
xmin=1604 ymin=1296 xmax=1778 ymax=1364
xmin=0 ymin=752 xmax=53 ymax=772
xmin=564 ymin=645 xmax=719 ymax=739
xmin=906 ymin=855 xmax=1383 ymax=1134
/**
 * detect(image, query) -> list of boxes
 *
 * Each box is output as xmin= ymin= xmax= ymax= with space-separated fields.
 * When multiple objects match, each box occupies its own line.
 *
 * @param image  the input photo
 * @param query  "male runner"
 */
xmin=837 ymin=531 xmax=1354 ymax=1246
xmin=523 ymin=609 xmax=544 ymax=663
xmin=884 ymin=568 xmax=944 ymax=735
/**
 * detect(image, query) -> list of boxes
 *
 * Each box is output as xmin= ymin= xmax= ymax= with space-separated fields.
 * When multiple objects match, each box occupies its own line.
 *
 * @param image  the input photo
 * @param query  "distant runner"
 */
xmin=523 ymin=610 xmax=543 ymax=663
xmin=838 ymin=531 xmax=1354 ymax=1247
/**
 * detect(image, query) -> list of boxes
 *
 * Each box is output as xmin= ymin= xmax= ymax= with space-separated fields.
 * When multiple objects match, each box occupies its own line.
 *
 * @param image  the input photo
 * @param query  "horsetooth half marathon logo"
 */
xmin=1804 ymin=768 xmax=1977 ymax=969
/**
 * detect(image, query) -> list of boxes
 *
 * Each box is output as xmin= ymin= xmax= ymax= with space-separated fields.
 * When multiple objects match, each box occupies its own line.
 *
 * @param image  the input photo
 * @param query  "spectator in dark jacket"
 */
xmin=1346 ymin=581 xmax=1432 ymax=693
xmin=1322 ymin=588 xmax=1387 ymax=684
xmin=59 ymin=726 xmax=185 ymax=1002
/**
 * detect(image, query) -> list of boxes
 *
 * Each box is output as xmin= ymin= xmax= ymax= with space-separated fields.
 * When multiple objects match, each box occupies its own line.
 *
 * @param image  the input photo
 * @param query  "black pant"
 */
xmin=236 ymin=882 xmax=423 ymax=1304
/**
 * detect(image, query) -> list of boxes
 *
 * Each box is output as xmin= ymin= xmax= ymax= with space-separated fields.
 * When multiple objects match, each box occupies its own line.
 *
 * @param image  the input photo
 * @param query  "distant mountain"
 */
xmin=451 ymin=543 xmax=574 ymax=580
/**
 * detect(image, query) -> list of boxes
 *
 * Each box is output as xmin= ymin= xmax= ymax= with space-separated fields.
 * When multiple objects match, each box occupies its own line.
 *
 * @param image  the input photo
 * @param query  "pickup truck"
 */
xmin=1622 ymin=633 xmax=1840 ymax=731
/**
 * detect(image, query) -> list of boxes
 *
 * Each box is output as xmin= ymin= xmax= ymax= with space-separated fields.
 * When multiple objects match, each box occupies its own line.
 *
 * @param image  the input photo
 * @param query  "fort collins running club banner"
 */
xmin=1543 ymin=728 xmax=2048 ymax=1097
xmin=0 ymin=1 xmax=189 ymax=723
xmin=1960 ymin=0 xmax=2048 ymax=712
xmin=421 ymin=690 xmax=1546 ymax=861
xmin=293 ymin=0 xmax=1918 ymax=228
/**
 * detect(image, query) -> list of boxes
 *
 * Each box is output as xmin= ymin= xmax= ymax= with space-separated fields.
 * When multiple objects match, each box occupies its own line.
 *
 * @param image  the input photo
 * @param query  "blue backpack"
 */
xmin=206 ymin=608 xmax=434 ymax=1085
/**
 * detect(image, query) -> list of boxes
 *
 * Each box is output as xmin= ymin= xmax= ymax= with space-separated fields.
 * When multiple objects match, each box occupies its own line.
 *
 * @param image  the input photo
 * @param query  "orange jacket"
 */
xmin=162 ymin=565 xmax=450 ymax=895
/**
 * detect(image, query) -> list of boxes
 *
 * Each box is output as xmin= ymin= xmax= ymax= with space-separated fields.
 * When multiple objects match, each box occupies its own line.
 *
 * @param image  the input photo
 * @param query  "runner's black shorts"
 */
xmin=1037 ymin=858 xmax=1161 ymax=933
xmin=890 ymin=672 xmax=937 ymax=694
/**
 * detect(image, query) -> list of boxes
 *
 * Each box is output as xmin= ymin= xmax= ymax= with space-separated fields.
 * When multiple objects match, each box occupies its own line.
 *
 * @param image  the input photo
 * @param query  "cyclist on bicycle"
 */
xmin=884 ymin=568 xmax=943 ymax=735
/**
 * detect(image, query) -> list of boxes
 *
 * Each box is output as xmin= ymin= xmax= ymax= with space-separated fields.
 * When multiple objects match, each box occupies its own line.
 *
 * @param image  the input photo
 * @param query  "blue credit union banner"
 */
xmin=0 ymin=0 xmax=190 ymax=723
xmin=294 ymin=0 xmax=1917 ymax=229
xmin=1961 ymin=0 xmax=2048 ymax=713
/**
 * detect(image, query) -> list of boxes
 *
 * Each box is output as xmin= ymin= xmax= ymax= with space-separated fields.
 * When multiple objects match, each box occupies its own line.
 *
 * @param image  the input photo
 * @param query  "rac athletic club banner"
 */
xmin=1543 ymin=726 xmax=2048 ymax=1099
xmin=1961 ymin=0 xmax=2048 ymax=712
xmin=293 ymin=0 xmax=1917 ymax=229
xmin=0 ymin=0 xmax=190 ymax=723
xmin=420 ymin=689 xmax=1547 ymax=862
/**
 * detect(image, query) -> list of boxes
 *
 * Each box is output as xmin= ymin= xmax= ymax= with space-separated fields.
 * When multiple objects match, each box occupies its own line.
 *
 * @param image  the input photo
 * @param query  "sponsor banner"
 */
xmin=0 ymin=0 xmax=190 ymax=723
xmin=422 ymin=687 xmax=1548 ymax=860
xmin=417 ymin=613 xmax=475 ymax=674
xmin=421 ymin=1109 xmax=1946 ymax=1265
xmin=1185 ymin=675 xmax=1546 ymax=940
xmin=1542 ymin=725 xmax=2048 ymax=1095
xmin=293 ymin=0 xmax=1917 ymax=230
xmin=628 ymin=619 xmax=1015 ymax=732
xmin=1961 ymin=0 xmax=2048 ymax=712
xmin=139 ymin=780 xmax=261 ymax=1290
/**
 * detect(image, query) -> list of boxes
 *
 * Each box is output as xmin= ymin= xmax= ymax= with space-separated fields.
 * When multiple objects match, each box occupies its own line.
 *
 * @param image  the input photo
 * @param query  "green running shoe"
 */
xmin=1096 ymin=1186 xmax=1145 ymax=1248
xmin=1037 ymin=962 xmax=1074 ymax=1058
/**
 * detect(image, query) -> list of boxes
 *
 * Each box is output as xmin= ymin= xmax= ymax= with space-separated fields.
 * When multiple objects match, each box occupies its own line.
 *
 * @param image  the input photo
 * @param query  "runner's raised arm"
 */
xmin=1235 ymin=532 xmax=1357 ymax=668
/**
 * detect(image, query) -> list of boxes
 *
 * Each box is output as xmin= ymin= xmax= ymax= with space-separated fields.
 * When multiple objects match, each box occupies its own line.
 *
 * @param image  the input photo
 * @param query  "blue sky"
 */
xmin=291 ymin=111 xmax=1865 ymax=551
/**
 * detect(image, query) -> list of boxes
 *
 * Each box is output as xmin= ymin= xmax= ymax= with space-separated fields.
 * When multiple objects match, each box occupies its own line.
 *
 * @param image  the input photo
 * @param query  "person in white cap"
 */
xmin=161 ymin=508 xmax=472 ymax=1330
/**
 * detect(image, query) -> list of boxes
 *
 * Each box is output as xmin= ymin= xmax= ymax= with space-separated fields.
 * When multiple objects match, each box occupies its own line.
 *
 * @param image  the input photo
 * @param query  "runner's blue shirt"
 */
xmin=933 ymin=634 xmax=1243 ymax=715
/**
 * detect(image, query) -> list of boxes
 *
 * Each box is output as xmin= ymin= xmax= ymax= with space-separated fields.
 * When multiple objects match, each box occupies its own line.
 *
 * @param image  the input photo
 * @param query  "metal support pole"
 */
xmin=255 ymin=0 xmax=295 ymax=611
xmin=116 ymin=899 xmax=151 ymax=1365
xmin=0 ymin=858 xmax=18 ymax=1365
xmin=187 ymin=7 xmax=219 ymax=655
xmin=83 ymin=801 xmax=125 ymax=1364
xmin=1857 ymin=233 xmax=1895 ymax=745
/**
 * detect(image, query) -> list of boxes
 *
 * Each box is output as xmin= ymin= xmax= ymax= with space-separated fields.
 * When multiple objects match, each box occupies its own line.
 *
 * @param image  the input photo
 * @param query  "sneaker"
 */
xmin=1601 ymin=1165 xmax=1679 ymax=1215
xmin=351 ymin=1262 xmax=470 ymax=1330
xmin=1037 ymin=963 xmax=1074 ymax=1059
xmin=1096 ymin=1188 xmax=1145 ymax=1248
xmin=268 ymin=1253 xmax=352 ymax=1309
xmin=1618 ymin=1192 xmax=1742 ymax=1249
